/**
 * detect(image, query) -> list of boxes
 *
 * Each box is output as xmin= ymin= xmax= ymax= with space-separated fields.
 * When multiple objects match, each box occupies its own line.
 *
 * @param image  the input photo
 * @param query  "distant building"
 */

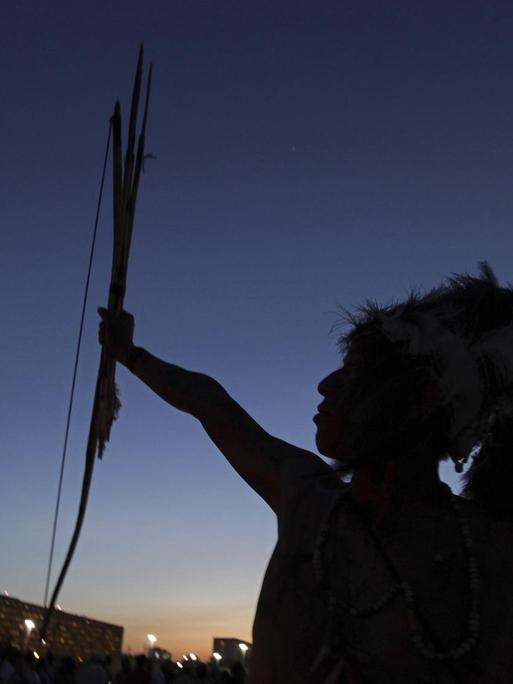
xmin=212 ymin=637 xmax=252 ymax=667
xmin=0 ymin=594 xmax=123 ymax=660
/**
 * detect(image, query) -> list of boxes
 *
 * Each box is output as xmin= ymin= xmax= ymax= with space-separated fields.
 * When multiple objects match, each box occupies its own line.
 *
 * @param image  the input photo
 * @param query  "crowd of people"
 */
xmin=0 ymin=647 xmax=245 ymax=684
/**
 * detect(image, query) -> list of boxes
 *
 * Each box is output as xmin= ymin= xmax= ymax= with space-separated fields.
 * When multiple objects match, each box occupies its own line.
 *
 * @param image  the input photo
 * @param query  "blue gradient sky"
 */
xmin=2 ymin=0 xmax=513 ymax=660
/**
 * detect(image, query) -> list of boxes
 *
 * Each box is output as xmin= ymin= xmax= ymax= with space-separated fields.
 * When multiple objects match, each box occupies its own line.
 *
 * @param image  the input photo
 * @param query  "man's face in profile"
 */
xmin=314 ymin=351 xmax=363 ymax=463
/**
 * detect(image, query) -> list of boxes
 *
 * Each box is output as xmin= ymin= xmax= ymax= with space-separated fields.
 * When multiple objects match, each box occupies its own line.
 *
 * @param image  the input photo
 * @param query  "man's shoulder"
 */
xmin=276 ymin=445 xmax=345 ymax=534
xmin=278 ymin=443 xmax=344 ymax=508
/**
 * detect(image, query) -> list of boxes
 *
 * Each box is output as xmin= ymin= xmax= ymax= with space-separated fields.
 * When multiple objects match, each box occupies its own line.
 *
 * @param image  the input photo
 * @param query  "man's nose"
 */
xmin=317 ymin=370 xmax=341 ymax=396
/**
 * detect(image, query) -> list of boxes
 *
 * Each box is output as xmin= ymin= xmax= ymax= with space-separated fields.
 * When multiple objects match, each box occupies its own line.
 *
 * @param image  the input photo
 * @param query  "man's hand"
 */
xmin=98 ymin=307 xmax=135 ymax=365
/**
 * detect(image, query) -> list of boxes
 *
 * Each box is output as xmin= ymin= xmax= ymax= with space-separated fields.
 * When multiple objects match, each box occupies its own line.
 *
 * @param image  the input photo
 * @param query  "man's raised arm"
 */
xmin=98 ymin=309 xmax=328 ymax=514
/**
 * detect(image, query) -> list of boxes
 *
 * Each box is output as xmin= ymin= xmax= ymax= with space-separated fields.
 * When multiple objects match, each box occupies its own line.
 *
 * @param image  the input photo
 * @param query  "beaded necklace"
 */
xmin=312 ymin=487 xmax=480 ymax=662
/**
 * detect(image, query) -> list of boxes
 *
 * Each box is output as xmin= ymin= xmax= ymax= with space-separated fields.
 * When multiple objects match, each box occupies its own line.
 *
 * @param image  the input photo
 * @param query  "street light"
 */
xmin=238 ymin=643 xmax=249 ymax=667
xmin=147 ymin=634 xmax=157 ymax=656
xmin=24 ymin=620 xmax=35 ymax=649
xmin=212 ymin=653 xmax=222 ymax=662
xmin=189 ymin=653 xmax=197 ymax=661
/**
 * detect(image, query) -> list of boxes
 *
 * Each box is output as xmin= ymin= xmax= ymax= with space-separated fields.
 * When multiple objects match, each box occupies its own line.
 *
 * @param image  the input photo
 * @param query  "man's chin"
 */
xmin=316 ymin=438 xmax=354 ymax=468
xmin=327 ymin=458 xmax=354 ymax=475
xmin=317 ymin=438 xmax=369 ymax=470
xmin=315 ymin=438 xmax=341 ymax=460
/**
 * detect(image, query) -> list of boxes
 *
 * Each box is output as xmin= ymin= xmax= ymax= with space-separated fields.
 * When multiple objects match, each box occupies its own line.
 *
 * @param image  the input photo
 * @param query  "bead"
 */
xmin=451 ymin=647 xmax=465 ymax=659
xmin=402 ymin=583 xmax=414 ymax=602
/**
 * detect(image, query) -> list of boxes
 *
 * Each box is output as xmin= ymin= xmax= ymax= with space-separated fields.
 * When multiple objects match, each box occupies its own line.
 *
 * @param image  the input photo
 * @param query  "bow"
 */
xmin=40 ymin=46 xmax=152 ymax=641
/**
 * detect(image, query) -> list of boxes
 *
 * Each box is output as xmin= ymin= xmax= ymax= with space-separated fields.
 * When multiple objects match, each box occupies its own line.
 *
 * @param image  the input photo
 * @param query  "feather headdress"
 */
xmin=340 ymin=263 xmax=513 ymax=471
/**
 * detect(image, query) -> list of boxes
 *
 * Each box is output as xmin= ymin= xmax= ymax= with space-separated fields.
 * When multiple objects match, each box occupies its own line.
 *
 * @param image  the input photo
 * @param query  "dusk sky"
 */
xmin=3 ymin=0 xmax=513 ymax=661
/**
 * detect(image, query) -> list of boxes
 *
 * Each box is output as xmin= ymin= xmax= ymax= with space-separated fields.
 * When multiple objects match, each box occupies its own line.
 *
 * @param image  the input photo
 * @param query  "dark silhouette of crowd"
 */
xmin=0 ymin=646 xmax=245 ymax=684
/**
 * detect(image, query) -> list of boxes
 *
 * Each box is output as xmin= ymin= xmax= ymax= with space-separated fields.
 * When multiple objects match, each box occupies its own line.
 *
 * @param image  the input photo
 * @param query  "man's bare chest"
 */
xmin=252 ymin=502 xmax=513 ymax=683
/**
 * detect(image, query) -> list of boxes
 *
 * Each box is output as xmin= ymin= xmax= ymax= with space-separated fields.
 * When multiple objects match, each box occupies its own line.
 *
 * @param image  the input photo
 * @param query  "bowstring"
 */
xmin=43 ymin=120 xmax=113 ymax=608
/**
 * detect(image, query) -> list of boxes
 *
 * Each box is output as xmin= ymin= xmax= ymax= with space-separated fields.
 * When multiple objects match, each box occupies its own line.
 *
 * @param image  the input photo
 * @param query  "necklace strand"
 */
xmin=312 ymin=488 xmax=480 ymax=661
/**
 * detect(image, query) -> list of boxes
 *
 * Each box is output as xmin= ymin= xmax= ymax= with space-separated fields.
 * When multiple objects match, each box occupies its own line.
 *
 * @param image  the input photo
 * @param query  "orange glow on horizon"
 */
xmin=122 ymin=616 xmax=253 ymax=662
